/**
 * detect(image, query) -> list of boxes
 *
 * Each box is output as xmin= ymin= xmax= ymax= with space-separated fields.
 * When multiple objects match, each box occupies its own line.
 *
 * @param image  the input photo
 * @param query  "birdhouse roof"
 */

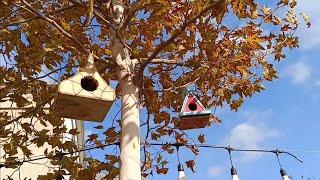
xmin=180 ymin=91 xmax=211 ymax=116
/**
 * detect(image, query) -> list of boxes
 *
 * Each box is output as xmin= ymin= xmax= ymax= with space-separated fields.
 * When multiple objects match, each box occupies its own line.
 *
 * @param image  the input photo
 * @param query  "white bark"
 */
xmin=110 ymin=1 xmax=141 ymax=178
xmin=119 ymin=74 xmax=141 ymax=180
xmin=111 ymin=21 xmax=141 ymax=180
xmin=114 ymin=44 xmax=141 ymax=180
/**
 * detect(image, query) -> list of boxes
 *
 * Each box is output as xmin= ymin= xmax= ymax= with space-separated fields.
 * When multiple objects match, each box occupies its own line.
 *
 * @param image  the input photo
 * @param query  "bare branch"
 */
xmin=147 ymin=58 xmax=184 ymax=65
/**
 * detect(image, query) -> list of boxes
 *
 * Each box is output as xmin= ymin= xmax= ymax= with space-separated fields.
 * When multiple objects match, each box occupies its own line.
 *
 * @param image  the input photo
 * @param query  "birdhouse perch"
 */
xmin=178 ymin=91 xmax=211 ymax=130
xmin=54 ymin=53 xmax=115 ymax=122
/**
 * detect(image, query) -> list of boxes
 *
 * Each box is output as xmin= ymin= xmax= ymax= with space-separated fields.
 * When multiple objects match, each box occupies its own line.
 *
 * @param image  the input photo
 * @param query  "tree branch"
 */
xmin=145 ymin=58 xmax=185 ymax=66
xmin=83 ymin=0 xmax=94 ymax=27
xmin=21 ymin=0 xmax=86 ymax=52
xmin=68 ymin=0 xmax=132 ymax=53
xmin=141 ymin=0 xmax=225 ymax=70
xmin=120 ymin=1 xmax=162 ymax=30
xmin=68 ymin=0 xmax=114 ymax=29
xmin=163 ymin=77 xmax=200 ymax=92
xmin=1 ymin=4 xmax=77 ymax=29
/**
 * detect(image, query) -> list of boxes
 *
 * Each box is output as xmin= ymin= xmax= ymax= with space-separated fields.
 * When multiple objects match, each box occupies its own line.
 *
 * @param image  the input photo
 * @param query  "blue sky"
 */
xmin=0 ymin=0 xmax=319 ymax=179
xmin=140 ymin=0 xmax=320 ymax=179
xmin=81 ymin=0 xmax=320 ymax=179
xmin=154 ymin=1 xmax=320 ymax=179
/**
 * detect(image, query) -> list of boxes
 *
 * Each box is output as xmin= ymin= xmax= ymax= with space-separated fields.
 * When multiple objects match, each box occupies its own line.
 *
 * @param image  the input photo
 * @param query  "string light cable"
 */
xmin=0 ymin=142 xmax=120 ymax=169
xmin=0 ymin=141 xmax=308 ymax=169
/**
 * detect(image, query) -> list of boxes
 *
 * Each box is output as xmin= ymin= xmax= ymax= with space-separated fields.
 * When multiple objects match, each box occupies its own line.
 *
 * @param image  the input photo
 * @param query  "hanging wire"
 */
xmin=274 ymin=149 xmax=283 ymax=169
xmin=176 ymin=144 xmax=181 ymax=164
xmin=226 ymin=145 xmax=234 ymax=167
xmin=0 ymin=142 xmax=120 ymax=169
xmin=0 ymin=141 xmax=306 ymax=169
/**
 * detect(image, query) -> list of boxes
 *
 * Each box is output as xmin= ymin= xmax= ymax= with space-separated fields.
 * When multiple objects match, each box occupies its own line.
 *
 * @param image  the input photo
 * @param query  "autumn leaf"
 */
xmin=262 ymin=6 xmax=271 ymax=16
xmin=300 ymin=13 xmax=311 ymax=28
xmin=185 ymin=160 xmax=196 ymax=173
xmin=278 ymin=0 xmax=289 ymax=5
xmin=0 ymin=0 xmax=308 ymax=178
xmin=86 ymin=134 xmax=98 ymax=143
xmin=94 ymin=125 xmax=104 ymax=129
xmin=20 ymin=146 xmax=32 ymax=158
xmin=156 ymin=167 xmax=168 ymax=174
xmin=69 ymin=129 xmax=80 ymax=135
xmin=198 ymin=134 xmax=206 ymax=144
xmin=290 ymin=0 xmax=297 ymax=8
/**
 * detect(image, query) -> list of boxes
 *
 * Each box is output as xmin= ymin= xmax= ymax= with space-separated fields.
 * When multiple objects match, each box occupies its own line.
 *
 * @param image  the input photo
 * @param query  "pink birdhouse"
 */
xmin=178 ymin=91 xmax=211 ymax=130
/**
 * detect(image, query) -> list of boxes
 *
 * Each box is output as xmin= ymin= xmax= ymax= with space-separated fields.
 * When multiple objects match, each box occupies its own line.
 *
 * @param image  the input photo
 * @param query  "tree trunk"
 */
xmin=119 ymin=75 xmax=141 ymax=180
xmin=112 ymin=36 xmax=141 ymax=180
xmin=111 ymin=1 xmax=141 ymax=178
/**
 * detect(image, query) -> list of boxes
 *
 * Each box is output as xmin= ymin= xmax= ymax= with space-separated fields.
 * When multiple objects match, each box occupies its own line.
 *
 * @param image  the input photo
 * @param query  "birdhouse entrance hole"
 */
xmin=188 ymin=103 xmax=197 ymax=111
xmin=81 ymin=76 xmax=98 ymax=91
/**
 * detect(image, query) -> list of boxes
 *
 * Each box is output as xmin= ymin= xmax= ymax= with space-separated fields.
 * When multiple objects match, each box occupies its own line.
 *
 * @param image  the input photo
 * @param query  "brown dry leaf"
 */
xmin=0 ymin=0 xmax=307 ymax=178
xmin=198 ymin=134 xmax=206 ymax=144
xmin=156 ymin=167 xmax=168 ymax=174
xmin=69 ymin=129 xmax=80 ymax=135
xmin=185 ymin=160 xmax=196 ymax=173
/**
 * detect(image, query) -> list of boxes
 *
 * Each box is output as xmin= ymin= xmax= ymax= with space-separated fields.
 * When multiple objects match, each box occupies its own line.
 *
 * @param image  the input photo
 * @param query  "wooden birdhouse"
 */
xmin=178 ymin=91 xmax=211 ymax=130
xmin=54 ymin=53 xmax=115 ymax=122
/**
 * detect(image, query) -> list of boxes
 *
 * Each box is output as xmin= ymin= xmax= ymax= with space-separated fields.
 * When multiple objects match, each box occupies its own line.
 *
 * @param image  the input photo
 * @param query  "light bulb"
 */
xmin=280 ymin=168 xmax=291 ymax=180
xmin=231 ymin=167 xmax=240 ymax=180
xmin=178 ymin=164 xmax=187 ymax=180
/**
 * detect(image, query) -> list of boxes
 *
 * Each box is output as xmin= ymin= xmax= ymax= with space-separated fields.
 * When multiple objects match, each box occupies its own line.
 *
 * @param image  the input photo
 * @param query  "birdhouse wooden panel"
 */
xmin=54 ymin=54 xmax=115 ymax=122
xmin=178 ymin=92 xmax=211 ymax=130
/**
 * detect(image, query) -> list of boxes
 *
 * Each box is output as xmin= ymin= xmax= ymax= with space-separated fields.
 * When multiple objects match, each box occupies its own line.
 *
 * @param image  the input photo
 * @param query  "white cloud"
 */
xmin=224 ymin=123 xmax=279 ymax=148
xmin=223 ymin=123 xmax=280 ymax=162
xmin=283 ymin=62 xmax=311 ymax=84
xmin=208 ymin=166 xmax=226 ymax=178
xmin=223 ymin=109 xmax=281 ymax=162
